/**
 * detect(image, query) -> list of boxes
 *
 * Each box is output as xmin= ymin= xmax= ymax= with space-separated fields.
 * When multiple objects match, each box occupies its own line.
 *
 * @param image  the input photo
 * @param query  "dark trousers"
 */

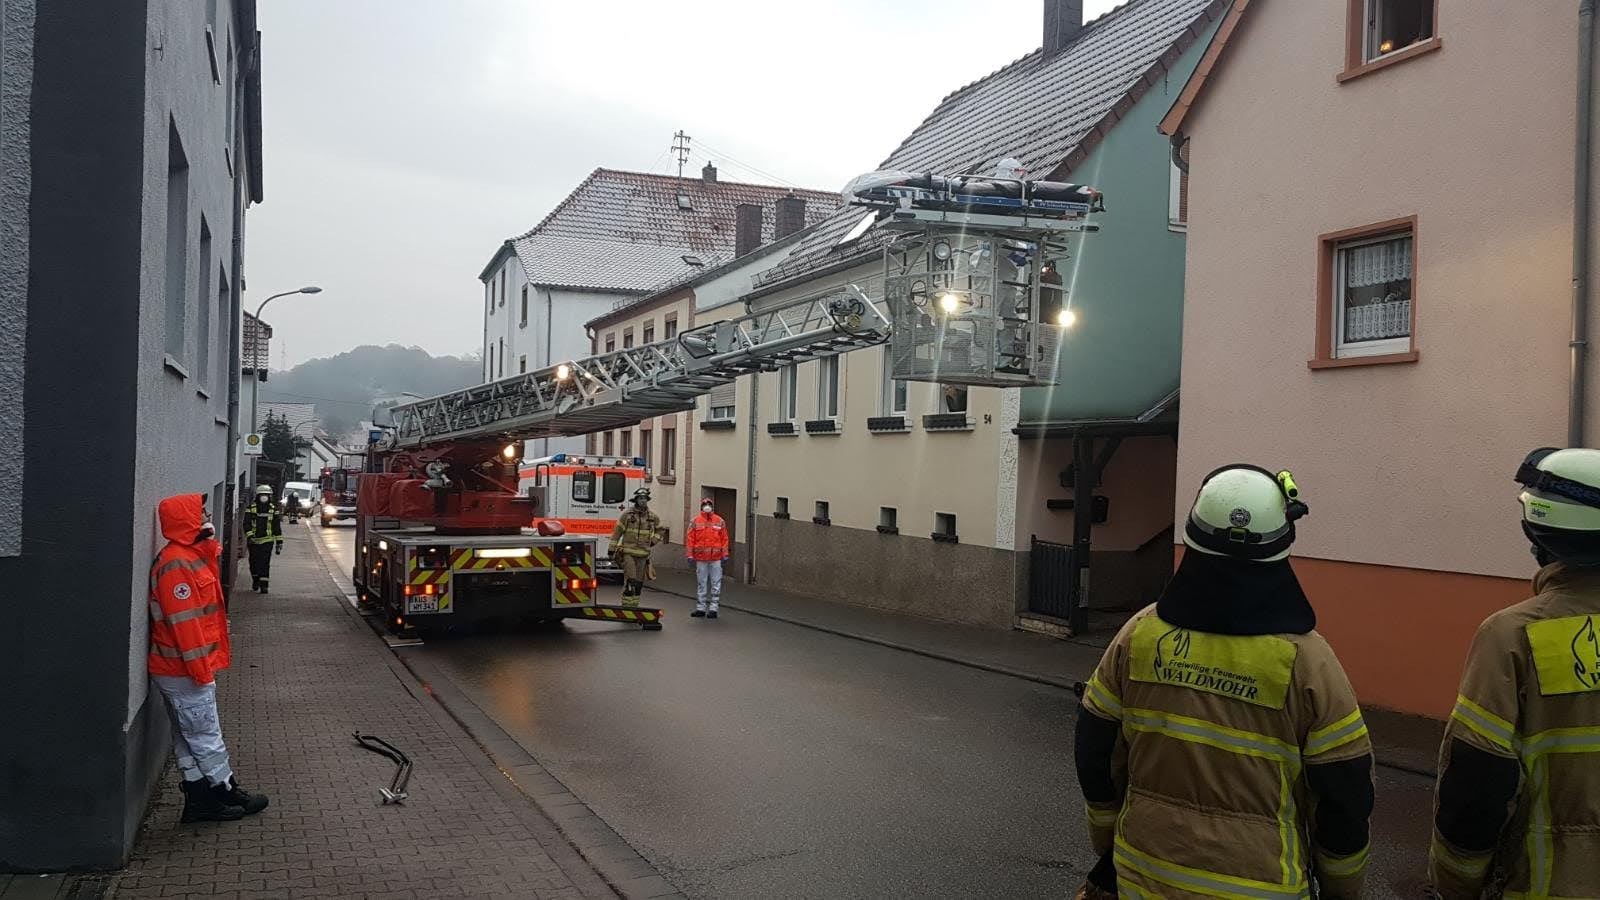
xmin=247 ymin=542 xmax=274 ymax=586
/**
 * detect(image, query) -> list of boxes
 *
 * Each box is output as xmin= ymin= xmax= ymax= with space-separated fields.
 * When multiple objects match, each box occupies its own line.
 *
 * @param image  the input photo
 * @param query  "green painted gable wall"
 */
xmin=1020 ymin=17 xmax=1219 ymax=425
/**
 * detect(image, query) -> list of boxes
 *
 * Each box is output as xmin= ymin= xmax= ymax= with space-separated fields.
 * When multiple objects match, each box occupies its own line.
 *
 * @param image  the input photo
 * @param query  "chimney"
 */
xmin=702 ymin=162 xmax=718 ymax=184
xmin=1043 ymin=0 xmax=1083 ymax=56
xmin=735 ymin=203 xmax=764 ymax=258
xmin=774 ymin=193 xmax=807 ymax=239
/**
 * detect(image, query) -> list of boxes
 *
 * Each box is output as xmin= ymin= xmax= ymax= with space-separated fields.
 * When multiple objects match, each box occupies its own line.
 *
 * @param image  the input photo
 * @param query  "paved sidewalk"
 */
xmin=649 ymin=568 xmax=1446 ymax=775
xmin=111 ymin=527 xmax=615 ymax=899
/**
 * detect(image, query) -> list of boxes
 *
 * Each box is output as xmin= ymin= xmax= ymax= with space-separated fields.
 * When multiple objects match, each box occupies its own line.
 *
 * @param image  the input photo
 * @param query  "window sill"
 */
xmin=699 ymin=420 xmax=736 ymax=431
xmin=931 ymin=533 xmax=960 ymax=544
xmin=1307 ymin=350 xmax=1419 ymax=370
xmin=214 ymin=415 xmax=229 ymax=427
xmin=1167 ymin=221 xmax=1188 ymax=233
xmin=772 ymin=511 xmax=790 ymax=520
xmin=767 ymin=422 xmax=797 ymax=436
xmin=876 ymin=525 xmax=899 ymax=535
xmin=163 ymin=355 xmax=190 ymax=380
xmin=812 ymin=517 xmax=832 ymax=526
xmin=195 ymin=387 xmax=212 ymax=400
xmin=804 ymin=419 xmax=840 ymax=435
xmin=867 ymin=416 xmax=911 ymax=433
xmin=1337 ymin=37 xmax=1442 ymax=84
xmin=923 ymin=413 xmax=975 ymax=432
xmin=657 ymin=475 xmax=676 ymax=485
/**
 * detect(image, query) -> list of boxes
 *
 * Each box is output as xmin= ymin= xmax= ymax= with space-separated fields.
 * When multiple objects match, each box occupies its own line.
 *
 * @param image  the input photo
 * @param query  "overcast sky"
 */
xmin=250 ymin=0 xmax=1123 ymax=367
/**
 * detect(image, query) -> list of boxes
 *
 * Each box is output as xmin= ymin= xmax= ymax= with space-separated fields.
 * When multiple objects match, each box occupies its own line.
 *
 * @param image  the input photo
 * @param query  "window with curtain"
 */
xmin=1335 ymin=231 xmax=1412 ymax=357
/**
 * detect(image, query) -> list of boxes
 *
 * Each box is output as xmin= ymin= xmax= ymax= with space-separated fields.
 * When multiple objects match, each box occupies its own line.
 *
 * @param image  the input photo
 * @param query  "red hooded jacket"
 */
xmin=148 ymin=494 xmax=231 ymax=684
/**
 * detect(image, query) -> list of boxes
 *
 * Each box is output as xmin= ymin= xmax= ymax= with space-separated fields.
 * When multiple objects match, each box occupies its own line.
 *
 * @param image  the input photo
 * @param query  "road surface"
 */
xmin=315 ymin=523 xmax=1434 ymax=899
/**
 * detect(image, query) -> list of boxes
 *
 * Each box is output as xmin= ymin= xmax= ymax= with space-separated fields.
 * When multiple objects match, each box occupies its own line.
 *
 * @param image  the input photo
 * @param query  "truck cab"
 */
xmin=519 ymin=453 xmax=648 ymax=576
xmin=318 ymin=466 xmax=361 ymax=526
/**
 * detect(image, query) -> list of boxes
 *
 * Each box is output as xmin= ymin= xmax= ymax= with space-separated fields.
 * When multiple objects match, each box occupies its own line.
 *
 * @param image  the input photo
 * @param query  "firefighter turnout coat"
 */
xmin=1430 ymin=562 xmax=1600 ymax=899
xmin=1079 ymin=601 xmax=1374 ymax=899
xmin=243 ymin=499 xmax=282 ymax=546
xmin=611 ymin=508 xmax=661 ymax=560
xmin=148 ymin=494 xmax=231 ymax=685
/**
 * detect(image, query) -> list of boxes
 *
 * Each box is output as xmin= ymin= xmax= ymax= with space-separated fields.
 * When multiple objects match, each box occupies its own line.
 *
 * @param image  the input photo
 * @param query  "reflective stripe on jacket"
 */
xmin=686 ymin=513 xmax=730 ymax=561
xmin=148 ymin=494 xmax=231 ymax=684
xmin=1081 ymin=605 xmax=1373 ymax=899
xmin=611 ymin=509 xmax=661 ymax=558
xmin=1430 ymin=563 xmax=1600 ymax=900
xmin=243 ymin=501 xmax=282 ymax=545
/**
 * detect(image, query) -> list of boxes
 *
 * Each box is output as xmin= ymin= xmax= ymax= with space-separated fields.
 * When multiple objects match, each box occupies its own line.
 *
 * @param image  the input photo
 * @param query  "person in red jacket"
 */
xmin=148 ymin=493 xmax=269 ymax=823
xmin=686 ymin=497 xmax=731 ymax=619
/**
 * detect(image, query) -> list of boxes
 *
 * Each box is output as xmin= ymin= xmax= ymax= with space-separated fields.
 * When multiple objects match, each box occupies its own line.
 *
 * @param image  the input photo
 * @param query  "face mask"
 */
xmin=701 ymin=506 xmax=713 ymax=514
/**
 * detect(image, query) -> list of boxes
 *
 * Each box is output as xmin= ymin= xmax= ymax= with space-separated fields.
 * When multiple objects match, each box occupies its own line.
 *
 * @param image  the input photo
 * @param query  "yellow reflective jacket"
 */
xmin=1081 ymin=605 xmax=1373 ymax=900
xmin=1431 ymin=563 xmax=1600 ymax=900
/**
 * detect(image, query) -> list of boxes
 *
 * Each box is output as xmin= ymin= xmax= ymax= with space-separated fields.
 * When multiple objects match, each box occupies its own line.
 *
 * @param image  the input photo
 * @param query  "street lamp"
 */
xmin=249 ymin=286 xmax=322 ymax=432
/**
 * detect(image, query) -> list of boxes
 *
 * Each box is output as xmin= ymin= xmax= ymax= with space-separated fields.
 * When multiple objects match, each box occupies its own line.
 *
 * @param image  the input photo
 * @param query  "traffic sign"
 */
xmin=244 ymin=432 xmax=263 ymax=456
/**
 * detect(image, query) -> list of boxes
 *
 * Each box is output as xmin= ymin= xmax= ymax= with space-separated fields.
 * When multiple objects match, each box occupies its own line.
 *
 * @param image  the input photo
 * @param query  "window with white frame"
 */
xmin=939 ymin=384 xmax=968 ymax=414
xmin=881 ymin=349 xmax=907 ymax=415
xmin=664 ymin=314 xmax=679 ymax=340
xmin=605 ymin=333 xmax=615 ymax=353
xmin=817 ymin=356 xmax=840 ymax=419
xmin=1333 ymin=230 xmax=1413 ymax=358
xmin=1363 ymin=0 xmax=1434 ymax=62
xmin=708 ymin=382 xmax=736 ymax=421
xmin=1168 ymin=148 xmax=1189 ymax=229
xmin=777 ymin=364 xmax=797 ymax=421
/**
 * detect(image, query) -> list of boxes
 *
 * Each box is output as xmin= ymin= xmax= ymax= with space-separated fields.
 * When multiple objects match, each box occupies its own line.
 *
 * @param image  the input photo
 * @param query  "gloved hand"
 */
xmin=275 ymin=543 xmax=282 ymax=555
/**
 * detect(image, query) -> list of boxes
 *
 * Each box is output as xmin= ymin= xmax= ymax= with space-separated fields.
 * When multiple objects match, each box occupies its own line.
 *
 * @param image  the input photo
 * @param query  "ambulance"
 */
xmin=518 ymin=453 xmax=648 ymax=577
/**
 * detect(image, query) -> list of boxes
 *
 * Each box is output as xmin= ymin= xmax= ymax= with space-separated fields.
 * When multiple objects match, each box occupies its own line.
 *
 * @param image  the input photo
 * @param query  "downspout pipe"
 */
xmin=221 ymin=33 xmax=256 ymax=599
xmin=744 ymin=297 xmax=758 ymax=584
xmin=1572 ymin=0 xmax=1595 ymax=448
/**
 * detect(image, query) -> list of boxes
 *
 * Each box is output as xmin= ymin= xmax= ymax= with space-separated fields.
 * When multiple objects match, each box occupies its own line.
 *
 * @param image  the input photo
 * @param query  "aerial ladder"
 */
xmin=355 ymin=174 xmax=1101 ymax=635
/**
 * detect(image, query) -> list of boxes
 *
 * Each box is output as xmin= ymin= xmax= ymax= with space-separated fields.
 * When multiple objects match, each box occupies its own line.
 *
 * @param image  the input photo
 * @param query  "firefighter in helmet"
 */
xmin=610 ymin=487 xmax=661 ymax=607
xmin=242 ymin=484 xmax=283 ymax=593
xmin=1429 ymin=448 xmax=1600 ymax=899
xmin=1074 ymin=465 xmax=1374 ymax=899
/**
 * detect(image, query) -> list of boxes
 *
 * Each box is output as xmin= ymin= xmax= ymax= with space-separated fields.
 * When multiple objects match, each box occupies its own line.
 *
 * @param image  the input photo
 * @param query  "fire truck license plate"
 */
xmin=406 ymin=596 xmax=439 ymax=613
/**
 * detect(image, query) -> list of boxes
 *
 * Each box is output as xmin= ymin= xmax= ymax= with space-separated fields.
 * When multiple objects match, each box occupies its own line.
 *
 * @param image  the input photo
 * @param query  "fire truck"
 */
xmin=317 ymin=453 xmax=364 ymax=527
xmin=353 ymin=171 xmax=1099 ymax=636
xmin=519 ymin=454 xmax=648 ymax=577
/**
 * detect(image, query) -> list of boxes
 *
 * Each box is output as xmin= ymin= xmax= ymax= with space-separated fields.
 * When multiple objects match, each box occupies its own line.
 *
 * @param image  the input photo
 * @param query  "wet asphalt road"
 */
xmin=317 ymin=525 xmax=1434 ymax=899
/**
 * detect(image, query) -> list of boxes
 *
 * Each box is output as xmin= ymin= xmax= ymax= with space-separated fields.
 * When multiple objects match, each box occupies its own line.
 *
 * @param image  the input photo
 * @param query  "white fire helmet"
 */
xmin=1516 ymin=447 xmax=1600 ymax=564
xmin=1182 ymin=465 xmax=1308 ymax=563
xmin=994 ymin=157 xmax=1027 ymax=180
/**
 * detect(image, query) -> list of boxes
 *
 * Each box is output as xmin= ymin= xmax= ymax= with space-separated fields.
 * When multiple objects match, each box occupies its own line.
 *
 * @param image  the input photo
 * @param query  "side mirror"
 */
xmin=371 ymin=405 xmax=395 ymax=428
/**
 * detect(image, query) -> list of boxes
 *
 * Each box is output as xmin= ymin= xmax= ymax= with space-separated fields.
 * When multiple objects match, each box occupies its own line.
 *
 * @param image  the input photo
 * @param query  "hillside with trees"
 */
xmin=261 ymin=344 xmax=480 ymax=441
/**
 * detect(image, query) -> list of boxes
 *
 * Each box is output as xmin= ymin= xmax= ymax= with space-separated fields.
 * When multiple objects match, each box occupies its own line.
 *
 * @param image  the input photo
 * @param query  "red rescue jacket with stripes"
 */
xmin=686 ymin=512 xmax=730 ymax=561
xmin=148 ymin=494 xmax=231 ymax=684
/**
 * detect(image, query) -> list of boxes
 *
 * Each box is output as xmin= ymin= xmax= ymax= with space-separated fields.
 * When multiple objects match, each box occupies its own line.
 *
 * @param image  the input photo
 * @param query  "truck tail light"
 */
xmin=403 ymin=584 xmax=413 ymax=596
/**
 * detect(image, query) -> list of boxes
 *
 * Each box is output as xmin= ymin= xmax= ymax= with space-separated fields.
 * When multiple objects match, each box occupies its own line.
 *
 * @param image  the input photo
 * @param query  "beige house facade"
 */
xmin=1161 ymin=0 xmax=1596 ymax=716
xmin=585 ymin=208 xmax=826 ymax=565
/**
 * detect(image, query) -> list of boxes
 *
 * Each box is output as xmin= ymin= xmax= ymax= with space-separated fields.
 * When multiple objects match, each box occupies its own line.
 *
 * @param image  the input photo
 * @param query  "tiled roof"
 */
xmin=510 ymin=168 xmax=839 ymax=292
xmin=753 ymin=0 xmax=1226 ymax=291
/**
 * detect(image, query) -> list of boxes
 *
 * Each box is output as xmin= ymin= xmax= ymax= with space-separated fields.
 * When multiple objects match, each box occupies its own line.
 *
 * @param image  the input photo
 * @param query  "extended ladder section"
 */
xmin=386 ymin=287 xmax=889 ymax=449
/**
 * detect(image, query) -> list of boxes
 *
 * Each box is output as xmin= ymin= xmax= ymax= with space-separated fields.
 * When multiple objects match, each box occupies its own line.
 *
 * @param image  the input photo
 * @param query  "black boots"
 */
xmin=217 ymin=778 xmax=269 ymax=815
xmin=178 ymin=777 xmax=268 ymax=822
xmin=179 ymin=778 xmax=244 ymax=823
